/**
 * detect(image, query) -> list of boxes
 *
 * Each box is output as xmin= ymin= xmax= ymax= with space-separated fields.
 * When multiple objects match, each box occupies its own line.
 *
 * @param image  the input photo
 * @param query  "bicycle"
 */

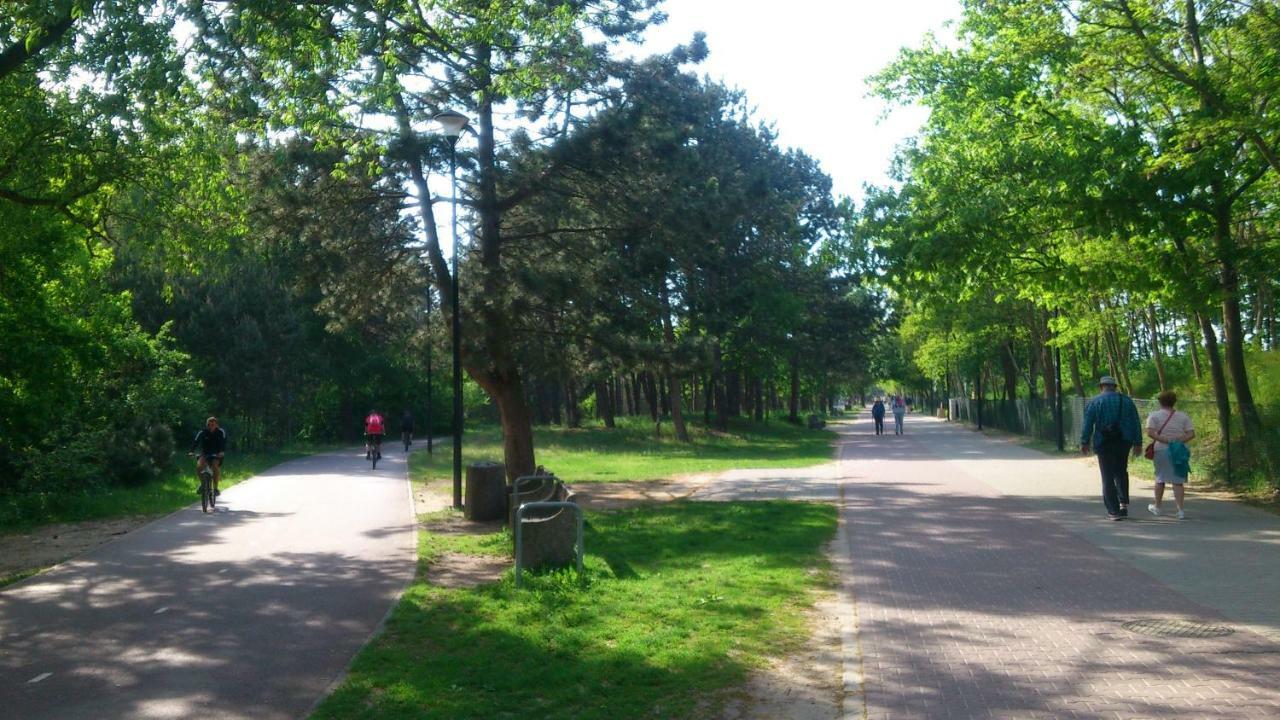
xmin=365 ymin=435 xmax=382 ymax=470
xmin=402 ymin=430 xmax=412 ymax=453
xmin=193 ymin=454 xmax=217 ymax=513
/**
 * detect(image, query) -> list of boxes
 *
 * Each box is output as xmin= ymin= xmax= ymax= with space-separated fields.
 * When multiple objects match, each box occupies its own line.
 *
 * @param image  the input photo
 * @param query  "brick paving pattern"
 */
xmin=835 ymin=419 xmax=1280 ymax=720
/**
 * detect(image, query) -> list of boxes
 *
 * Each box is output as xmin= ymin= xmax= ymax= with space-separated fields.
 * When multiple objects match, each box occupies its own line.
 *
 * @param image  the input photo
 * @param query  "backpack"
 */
xmin=1097 ymin=395 xmax=1127 ymax=447
xmin=1099 ymin=421 xmax=1125 ymax=447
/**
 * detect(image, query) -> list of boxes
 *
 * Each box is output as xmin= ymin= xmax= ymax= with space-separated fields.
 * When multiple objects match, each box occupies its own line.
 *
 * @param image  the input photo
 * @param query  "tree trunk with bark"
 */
xmin=1186 ymin=315 xmax=1203 ymax=380
xmin=1214 ymin=205 xmax=1264 ymax=442
xmin=788 ymin=356 xmax=800 ymax=424
xmin=1068 ymin=345 xmax=1085 ymax=397
xmin=1147 ymin=305 xmax=1167 ymax=392
xmin=658 ymin=280 xmax=689 ymax=442
xmin=712 ymin=343 xmax=728 ymax=430
xmin=1000 ymin=340 xmax=1019 ymax=401
xmin=1196 ymin=311 xmax=1233 ymax=446
xmin=595 ymin=379 xmax=615 ymax=428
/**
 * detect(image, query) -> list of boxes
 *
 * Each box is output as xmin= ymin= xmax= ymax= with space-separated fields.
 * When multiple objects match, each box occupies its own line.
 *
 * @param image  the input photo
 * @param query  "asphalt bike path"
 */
xmin=685 ymin=414 xmax=1280 ymax=719
xmin=0 ymin=446 xmax=418 ymax=720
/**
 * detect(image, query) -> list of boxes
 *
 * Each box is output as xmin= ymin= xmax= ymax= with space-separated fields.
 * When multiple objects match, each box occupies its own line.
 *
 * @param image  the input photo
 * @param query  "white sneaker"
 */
xmin=1147 ymin=504 xmax=1162 ymax=516
xmin=1176 ymin=509 xmax=1186 ymax=520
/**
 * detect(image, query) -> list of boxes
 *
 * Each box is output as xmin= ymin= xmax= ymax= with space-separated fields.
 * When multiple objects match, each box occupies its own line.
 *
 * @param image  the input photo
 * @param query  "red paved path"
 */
xmin=835 ymin=416 xmax=1280 ymax=719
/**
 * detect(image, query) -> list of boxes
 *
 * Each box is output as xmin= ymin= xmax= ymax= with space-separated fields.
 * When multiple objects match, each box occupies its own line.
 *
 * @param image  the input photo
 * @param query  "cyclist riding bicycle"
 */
xmin=400 ymin=409 xmax=414 ymax=450
xmin=364 ymin=409 xmax=385 ymax=460
xmin=189 ymin=416 xmax=227 ymax=497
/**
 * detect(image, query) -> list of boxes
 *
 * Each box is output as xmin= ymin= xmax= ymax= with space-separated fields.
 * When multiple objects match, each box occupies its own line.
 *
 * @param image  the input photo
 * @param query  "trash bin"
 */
xmin=464 ymin=461 xmax=506 ymax=521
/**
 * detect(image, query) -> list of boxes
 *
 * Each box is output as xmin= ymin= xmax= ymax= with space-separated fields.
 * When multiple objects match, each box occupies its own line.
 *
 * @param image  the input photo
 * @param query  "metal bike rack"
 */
xmin=514 ymin=501 xmax=584 ymax=588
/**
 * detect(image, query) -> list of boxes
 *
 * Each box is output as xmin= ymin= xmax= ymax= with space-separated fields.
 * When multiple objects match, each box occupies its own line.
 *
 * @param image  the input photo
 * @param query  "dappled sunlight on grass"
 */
xmin=311 ymin=501 xmax=837 ymax=720
xmin=412 ymin=416 xmax=836 ymax=486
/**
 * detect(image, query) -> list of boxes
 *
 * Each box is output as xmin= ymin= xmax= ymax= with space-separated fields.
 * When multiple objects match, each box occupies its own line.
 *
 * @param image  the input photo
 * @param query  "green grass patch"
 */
xmin=417 ymin=508 xmax=513 ymax=564
xmin=412 ymin=416 xmax=836 ymax=485
xmin=311 ymin=501 xmax=837 ymax=720
xmin=0 ymin=568 xmax=43 ymax=589
xmin=0 ymin=446 xmax=320 ymax=533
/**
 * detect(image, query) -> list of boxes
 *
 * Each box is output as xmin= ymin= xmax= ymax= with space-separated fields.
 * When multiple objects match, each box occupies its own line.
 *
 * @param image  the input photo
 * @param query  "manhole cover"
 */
xmin=1122 ymin=619 xmax=1235 ymax=639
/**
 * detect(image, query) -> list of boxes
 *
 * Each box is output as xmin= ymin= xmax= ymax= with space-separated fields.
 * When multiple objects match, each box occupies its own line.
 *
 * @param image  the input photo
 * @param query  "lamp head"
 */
xmin=434 ymin=109 xmax=470 ymax=138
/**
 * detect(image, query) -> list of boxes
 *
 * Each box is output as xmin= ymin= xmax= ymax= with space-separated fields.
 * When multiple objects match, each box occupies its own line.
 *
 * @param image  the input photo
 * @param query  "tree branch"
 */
xmin=0 ymin=9 xmax=77 ymax=81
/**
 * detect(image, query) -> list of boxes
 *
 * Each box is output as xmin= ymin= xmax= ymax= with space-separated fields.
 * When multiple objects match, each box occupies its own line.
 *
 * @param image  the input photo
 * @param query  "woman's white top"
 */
xmin=1145 ymin=408 xmax=1193 ymax=450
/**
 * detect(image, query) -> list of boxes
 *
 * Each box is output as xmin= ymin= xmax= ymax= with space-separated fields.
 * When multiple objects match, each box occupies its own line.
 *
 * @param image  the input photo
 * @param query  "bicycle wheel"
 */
xmin=371 ymin=451 xmax=378 ymax=470
xmin=403 ymin=432 xmax=410 ymax=452
xmin=201 ymin=477 xmax=210 ymax=513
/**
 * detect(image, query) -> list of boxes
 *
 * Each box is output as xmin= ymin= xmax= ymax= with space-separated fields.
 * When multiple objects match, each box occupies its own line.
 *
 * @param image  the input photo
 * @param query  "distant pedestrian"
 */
xmin=892 ymin=395 xmax=906 ymax=434
xmin=1145 ymin=391 xmax=1195 ymax=520
xmin=871 ymin=398 xmax=886 ymax=435
xmin=1080 ymin=376 xmax=1143 ymax=520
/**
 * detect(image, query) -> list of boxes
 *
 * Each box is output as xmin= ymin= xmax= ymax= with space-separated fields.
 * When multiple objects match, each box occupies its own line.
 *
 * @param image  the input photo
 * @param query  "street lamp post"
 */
xmin=435 ymin=109 xmax=469 ymax=510
xmin=425 ymin=289 xmax=433 ymax=455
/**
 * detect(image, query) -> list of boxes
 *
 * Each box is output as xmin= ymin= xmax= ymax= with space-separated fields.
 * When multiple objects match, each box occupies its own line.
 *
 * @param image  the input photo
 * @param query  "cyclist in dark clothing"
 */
xmin=400 ymin=409 xmax=414 ymax=451
xmin=189 ymin=416 xmax=228 ymax=497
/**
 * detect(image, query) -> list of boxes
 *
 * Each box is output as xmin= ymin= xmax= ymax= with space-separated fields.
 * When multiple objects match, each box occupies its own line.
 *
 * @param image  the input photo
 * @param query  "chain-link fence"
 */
xmin=947 ymin=396 xmax=1223 ymax=447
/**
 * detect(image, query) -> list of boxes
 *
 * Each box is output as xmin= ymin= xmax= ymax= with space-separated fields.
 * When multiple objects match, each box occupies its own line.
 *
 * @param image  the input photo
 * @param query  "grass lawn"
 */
xmin=412 ymin=415 xmax=837 ymax=484
xmin=0 ymin=446 xmax=326 ymax=533
xmin=311 ymin=500 xmax=837 ymax=720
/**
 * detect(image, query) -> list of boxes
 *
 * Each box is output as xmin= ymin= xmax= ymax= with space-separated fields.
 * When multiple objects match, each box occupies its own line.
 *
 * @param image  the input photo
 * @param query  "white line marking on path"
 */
xmin=27 ymin=672 xmax=52 ymax=684
xmin=154 ymin=607 xmax=169 ymax=615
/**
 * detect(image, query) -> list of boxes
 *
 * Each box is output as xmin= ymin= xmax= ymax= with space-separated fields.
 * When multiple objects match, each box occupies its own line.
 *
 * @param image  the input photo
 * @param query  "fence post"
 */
xmin=975 ymin=370 xmax=984 ymax=430
xmin=1054 ymin=316 xmax=1065 ymax=451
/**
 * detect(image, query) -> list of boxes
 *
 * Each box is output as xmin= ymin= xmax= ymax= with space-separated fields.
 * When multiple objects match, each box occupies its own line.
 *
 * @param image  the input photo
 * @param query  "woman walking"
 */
xmin=1146 ymin=390 xmax=1195 ymax=520
xmin=871 ymin=398 xmax=886 ymax=435
xmin=892 ymin=395 xmax=907 ymax=434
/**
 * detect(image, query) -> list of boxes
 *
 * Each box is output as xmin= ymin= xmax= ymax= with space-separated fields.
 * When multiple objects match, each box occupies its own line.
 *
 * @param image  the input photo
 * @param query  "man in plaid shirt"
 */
xmin=1080 ymin=376 xmax=1143 ymax=520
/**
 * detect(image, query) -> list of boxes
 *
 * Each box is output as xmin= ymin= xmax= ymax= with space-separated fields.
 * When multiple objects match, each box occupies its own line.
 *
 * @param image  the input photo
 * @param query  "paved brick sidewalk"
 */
xmin=834 ymin=416 xmax=1280 ymax=719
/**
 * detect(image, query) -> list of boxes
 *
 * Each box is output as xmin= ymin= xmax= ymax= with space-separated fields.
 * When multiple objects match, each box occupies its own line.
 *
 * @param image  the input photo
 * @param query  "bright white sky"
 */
xmin=632 ymin=0 xmax=962 ymax=202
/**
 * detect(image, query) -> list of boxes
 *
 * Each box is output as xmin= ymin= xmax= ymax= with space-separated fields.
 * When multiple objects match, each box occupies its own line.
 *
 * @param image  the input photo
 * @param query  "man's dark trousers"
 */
xmin=1096 ymin=442 xmax=1131 ymax=515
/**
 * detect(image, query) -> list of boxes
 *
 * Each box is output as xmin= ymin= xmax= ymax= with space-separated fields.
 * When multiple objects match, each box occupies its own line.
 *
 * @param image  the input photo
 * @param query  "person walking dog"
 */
xmin=1080 ymin=376 xmax=1142 ymax=520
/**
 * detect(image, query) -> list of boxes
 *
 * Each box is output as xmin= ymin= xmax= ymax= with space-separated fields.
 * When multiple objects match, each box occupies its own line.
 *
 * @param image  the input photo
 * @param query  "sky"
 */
xmin=630 ymin=0 xmax=962 ymax=202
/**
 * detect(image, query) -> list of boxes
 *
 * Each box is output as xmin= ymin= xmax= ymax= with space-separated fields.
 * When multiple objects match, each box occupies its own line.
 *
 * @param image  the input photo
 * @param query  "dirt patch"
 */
xmin=0 ymin=516 xmax=153 ymax=583
xmin=425 ymin=551 xmax=510 ymax=589
xmin=414 ymin=482 xmax=510 ymax=589
xmin=721 ymin=595 xmax=844 ymax=720
xmin=570 ymin=479 xmax=700 ymax=510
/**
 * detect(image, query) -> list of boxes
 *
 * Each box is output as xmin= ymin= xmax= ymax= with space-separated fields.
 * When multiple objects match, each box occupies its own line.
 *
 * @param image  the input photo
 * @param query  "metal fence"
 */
xmin=949 ymin=397 xmax=1084 ymax=446
xmin=948 ymin=396 xmax=1223 ymax=447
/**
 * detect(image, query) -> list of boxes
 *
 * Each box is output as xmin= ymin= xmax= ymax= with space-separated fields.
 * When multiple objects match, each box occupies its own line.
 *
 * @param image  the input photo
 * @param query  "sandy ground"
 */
xmin=0 ymin=516 xmax=153 ymax=582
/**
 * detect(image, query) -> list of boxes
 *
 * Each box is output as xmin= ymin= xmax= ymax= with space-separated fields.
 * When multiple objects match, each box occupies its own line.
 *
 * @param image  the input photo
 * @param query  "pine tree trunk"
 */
xmin=712 ymin=343 xmax=728 ymax=430
xmin=658 ymin=281 xmax=689 ymax=442
xmin=788 ymin=356 xmax=800 ymax=424
xmin=703 ymin=374 xmax=713 ymax=427
xmin=643 ymin=372 xmax=658 ymax=422
xmin=473 ymin=367 xmax=535 ymax=482
xmin=595 ymin=380 xmax=615 ymax=428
